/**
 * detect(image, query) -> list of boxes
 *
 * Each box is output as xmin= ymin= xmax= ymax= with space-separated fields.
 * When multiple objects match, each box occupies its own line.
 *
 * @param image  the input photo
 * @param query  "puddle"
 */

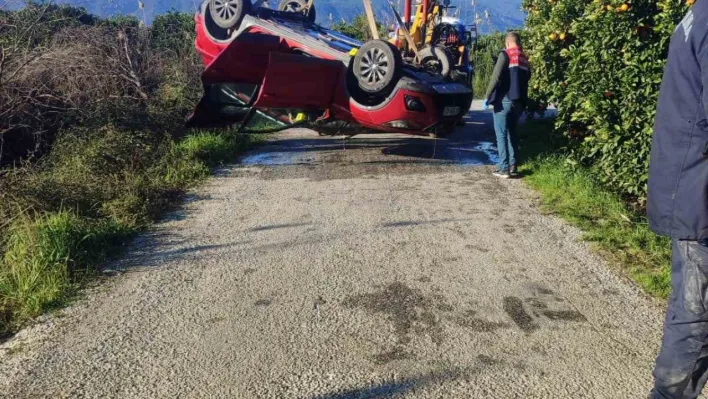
xmin=445 ymin=141 xmax=499 ymax=166
xmin=380 ymin=139 xmax=498 ymax=166
xmin=240 ymin=151 xmax=304 ymax=166
xmin=239 ymin=136 xmax=500 ymax=168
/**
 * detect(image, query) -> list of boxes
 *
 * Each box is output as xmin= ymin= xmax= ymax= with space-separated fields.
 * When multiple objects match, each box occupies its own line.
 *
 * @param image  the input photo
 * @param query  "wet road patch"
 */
xmin=502 ymin=296 xmax=539 ymax=333
xmin=344 ymin=282 xmax=446 ymax=346
xmin=240 ymin=151 xmax=305 ymax=166
xmin=542 ymin=310 xmax=587 ymax=322
xmin=477 ymin=354 xmax=502 ymax=366
xmin=456 ymin=310 xmax=510 ymax=332
xmin=465 ymin=244 xmax=490 ymax=253
xmin=344 ymin=282 xmax=454 ymax=363
xmin=381 ymin=140 xmax=498 ymax=166
xmin=372 ymin=346 xmax=414 ymax=365
xmin=251 ymin=222 xmax=311 ymax=232
xmin=237 ymin=127 xmax=501 ymax=172
xmin=254 ymin=299 xmax=272 ymax=307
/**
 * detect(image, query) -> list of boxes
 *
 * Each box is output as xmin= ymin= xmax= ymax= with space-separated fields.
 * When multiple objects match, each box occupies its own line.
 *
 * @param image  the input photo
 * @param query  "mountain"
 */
xmin=311 ymin=0 xmax=524 ymax=34
xmin=42 ymin=0 xmax=524 ymax=34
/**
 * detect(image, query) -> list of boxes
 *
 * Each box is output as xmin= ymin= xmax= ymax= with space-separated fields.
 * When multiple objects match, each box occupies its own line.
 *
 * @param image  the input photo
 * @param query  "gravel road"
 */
xmin=1 ymin=104 xmax=665 ymax=398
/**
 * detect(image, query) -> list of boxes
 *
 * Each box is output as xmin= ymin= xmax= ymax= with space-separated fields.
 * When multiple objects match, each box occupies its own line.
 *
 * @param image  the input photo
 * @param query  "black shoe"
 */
xmin=510 ymin=165 xmax=519 ymax=177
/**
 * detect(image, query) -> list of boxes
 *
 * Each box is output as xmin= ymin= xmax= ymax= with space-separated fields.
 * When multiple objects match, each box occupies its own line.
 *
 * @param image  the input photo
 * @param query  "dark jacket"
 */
xmin=648 ymin=1 xmax=708 ymax=240
xmin=485 ymin=47 xmax=531 ymax=104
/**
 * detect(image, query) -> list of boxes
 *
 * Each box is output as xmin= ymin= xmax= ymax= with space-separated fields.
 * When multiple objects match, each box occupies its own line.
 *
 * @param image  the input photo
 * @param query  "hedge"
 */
xmin=522 ymin=0 xmax=692 ymax=201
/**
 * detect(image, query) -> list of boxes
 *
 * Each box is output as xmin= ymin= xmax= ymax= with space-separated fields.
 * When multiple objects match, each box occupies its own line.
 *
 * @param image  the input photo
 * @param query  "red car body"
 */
xmin=189 ymin=3 xmax=473 ymax=135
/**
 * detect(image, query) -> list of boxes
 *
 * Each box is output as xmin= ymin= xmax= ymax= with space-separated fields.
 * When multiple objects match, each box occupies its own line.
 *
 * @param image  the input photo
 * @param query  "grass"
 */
xmin=519 ymin=119 xmax=671 ymax=298
xmin=0 ymin=213 xmax=129 ymax=327
xmin=0 ymin=129 xmax=262 ymax=337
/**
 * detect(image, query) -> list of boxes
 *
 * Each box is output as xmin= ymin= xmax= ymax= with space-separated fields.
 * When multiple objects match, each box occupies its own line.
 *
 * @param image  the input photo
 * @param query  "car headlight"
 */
xmin=404 ymin=95 xmax=426 ymax=112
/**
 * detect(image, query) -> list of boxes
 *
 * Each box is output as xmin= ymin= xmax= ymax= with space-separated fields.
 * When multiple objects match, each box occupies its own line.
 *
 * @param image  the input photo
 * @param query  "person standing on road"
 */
xmin=483 ymin=32 xmax=531 ymax=179
xmin=648 ymin=2 xmax=708 ymax=398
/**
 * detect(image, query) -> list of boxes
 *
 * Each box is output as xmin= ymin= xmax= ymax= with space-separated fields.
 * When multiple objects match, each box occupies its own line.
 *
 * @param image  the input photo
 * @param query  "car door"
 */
xmin=253 ymin=52 xmax=343 ymax=110
xmin=201 ymin=32 xmax=282 ymax=86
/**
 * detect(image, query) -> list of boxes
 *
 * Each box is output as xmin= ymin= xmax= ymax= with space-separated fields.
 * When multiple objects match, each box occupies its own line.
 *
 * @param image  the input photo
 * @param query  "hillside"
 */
xmin=47 ymin=0 xmax=524 ymax=33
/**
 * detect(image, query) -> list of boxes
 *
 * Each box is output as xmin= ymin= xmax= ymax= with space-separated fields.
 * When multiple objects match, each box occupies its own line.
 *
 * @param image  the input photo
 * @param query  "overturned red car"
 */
xmin=188 ymin=0 xmax=474 ymax=135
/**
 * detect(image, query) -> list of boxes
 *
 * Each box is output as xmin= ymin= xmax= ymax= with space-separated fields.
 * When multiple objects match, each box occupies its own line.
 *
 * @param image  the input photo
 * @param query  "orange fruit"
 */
xmin=559 ymin=32 xmax=567 ymax=40
xmin=687 ymin=0 xmax=695 ymax=5
xmin=620 ymin=3 xmax=629 ymax=11
xmin=549 ymin=33 xmax=558 ymax=40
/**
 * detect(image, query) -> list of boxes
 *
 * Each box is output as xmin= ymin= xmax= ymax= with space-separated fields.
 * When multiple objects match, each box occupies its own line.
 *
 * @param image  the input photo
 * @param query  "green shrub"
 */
xmin=471 ymin=33 xmax=506 ymax=99
xmin=523 ymin=0 xmax=690 ymax=201
xmin=331 ymin=14 xmax=388 ymax=41
xmin=0 ymin=212 xmax=129 ymax=335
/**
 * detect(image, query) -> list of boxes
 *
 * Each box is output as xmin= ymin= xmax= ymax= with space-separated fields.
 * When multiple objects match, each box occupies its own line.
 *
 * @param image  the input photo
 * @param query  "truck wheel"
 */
xmin=353 ymin=40 xmax=402 ymax=95
xmin=278 ymin=0 xmax=317 ymax=23
xmin=419 ymin=45 xmax=452 ymax=78
xmin=209 ymin=0 xmax=251 ymax=30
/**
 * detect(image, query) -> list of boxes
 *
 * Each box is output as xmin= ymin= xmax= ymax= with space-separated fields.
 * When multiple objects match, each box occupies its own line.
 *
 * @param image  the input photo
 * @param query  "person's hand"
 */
xmin=482 ymin=100 xmax=489 ymax=109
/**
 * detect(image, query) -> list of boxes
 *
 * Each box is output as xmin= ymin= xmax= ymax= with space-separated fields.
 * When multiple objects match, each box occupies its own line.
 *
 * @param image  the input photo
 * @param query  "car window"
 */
xmin=242 ymin=109 xmax=305 ymax=133
xmin=216 ymin=83 xmax=259 ymax=105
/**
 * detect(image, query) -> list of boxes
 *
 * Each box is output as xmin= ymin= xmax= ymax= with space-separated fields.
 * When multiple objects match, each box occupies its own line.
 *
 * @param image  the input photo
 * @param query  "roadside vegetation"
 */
xmin=471 ymin=33 xmax=505 ymax=99
xmin=519 ymin=120 xmax=671 ymax=297
xmin=331 ymin=14 xmax=388 ymax=41
xmin=0 ymin=3 xmax=259 ymax=337
xmin=510 ymin=0 xmax=691 ymax=297
xmin=524 ymin=0 xmax=687 ymax=201
xmin=467 ymin=0 xmax=689 ymax=296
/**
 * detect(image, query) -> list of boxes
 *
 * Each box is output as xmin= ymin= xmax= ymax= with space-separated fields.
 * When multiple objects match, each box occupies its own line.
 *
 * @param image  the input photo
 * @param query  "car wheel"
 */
xmin=209 ymin=0 xmax=251 ymax=30
xmin=419 ymin=45 xmax=452 ymax=78
xmin=278 ymin=0 xmax=316 ymax=23
xmin=353 ymin=40 xmax=402 ymax=95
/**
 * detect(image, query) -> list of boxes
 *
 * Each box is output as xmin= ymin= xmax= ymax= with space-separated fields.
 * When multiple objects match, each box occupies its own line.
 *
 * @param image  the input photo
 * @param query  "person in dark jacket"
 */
xmin=483 ymin=32 xmax=531 ymax=178
xmin=648 ymin=2 xmax=708 ymax=398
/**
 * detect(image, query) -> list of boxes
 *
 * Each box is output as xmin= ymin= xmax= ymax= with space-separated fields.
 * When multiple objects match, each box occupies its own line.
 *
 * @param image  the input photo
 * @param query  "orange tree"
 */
xmin=522 ymin=0 xmax=691 ymax=201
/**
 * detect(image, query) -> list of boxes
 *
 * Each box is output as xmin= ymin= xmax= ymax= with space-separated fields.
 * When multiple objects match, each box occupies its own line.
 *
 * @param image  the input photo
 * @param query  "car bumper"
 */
xmin=346 ymin=83 xmax=473 ymax=134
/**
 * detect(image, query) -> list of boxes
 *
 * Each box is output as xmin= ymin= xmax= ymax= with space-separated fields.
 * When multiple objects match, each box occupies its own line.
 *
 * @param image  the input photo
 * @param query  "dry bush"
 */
xmin=1 ymin=24 xmax=165 ymax=161
xmin=0 ymin=3 xmax=203 ymax=165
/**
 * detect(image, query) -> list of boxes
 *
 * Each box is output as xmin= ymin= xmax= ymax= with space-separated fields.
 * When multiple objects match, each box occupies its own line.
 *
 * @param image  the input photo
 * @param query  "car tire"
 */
xmin=353 ymin=40 xmax=402 ymax=95
xmin=278 ymin=0 xmax=317 ymax=23
xmin=419 ymin=45 xmax=452 ymax=78
xmin=209 ymin=0 xmax=251 ymax=30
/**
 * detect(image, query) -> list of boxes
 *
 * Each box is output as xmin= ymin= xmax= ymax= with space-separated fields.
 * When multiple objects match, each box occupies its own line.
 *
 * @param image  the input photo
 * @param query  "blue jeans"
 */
xmin=492 ymin=100 xmax=523 ymax=172
xmin=652 ymin=239 xmax=708 ymax=399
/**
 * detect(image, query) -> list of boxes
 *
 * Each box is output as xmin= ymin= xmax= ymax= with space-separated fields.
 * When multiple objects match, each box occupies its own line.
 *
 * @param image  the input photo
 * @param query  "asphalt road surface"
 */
xmin=1 ymin=104 xmax=665 ymax=398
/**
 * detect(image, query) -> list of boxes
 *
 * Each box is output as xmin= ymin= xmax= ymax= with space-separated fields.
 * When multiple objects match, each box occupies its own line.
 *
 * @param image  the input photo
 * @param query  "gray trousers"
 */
xmin=653 ymin=239 xmax=708 ymax=398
